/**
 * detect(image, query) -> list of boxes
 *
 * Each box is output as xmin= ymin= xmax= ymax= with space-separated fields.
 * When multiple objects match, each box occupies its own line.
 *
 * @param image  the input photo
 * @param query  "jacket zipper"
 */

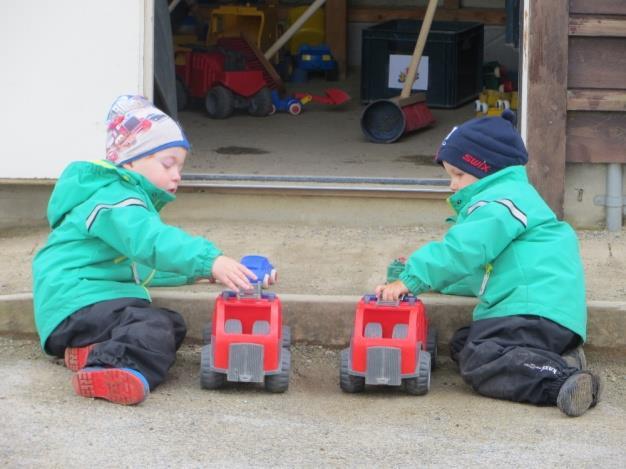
xmin=479 ymin=264 xmax=493 ymax=295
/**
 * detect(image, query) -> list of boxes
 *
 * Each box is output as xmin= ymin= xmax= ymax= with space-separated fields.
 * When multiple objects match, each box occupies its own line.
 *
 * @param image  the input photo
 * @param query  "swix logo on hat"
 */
xmin=462 ymin=153 xmax=491 ymax=173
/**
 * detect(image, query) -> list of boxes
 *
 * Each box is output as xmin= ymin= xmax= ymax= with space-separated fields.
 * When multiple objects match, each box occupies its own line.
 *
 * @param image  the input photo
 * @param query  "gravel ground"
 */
xmin=0 ymin=337 xmax=624 ymax=467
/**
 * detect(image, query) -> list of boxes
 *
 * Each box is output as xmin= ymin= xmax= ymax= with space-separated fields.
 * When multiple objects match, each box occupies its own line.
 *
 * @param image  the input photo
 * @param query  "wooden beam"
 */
xmin=569 ymin=0 xmax=626 ymax=16
xmin=567 ymin=89 xmax=626 ymax=111
xmin=569 ymin=16 xmax=626 ymax=37
xmin=444 ymin=0 xmax=461 ymax=9
xmin=566 ymin=112 xmax=626 ymax=163
xmin=524 ymin=0 xmax=569 ymax=217
xmin=568 ymin=37 xmax=626 ymax=89
xmin=347 ymin=7 xmax=505 ymax=25
xmin=326 ymin=0 xmax=347 ymax=80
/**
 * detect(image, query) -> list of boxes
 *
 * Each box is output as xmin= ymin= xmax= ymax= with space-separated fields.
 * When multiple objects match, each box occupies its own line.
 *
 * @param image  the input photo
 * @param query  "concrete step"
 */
xmin=2 ymin=291 xmax=625 ymax=349
xmin=1 ymin=177 xmax=453 ymax=230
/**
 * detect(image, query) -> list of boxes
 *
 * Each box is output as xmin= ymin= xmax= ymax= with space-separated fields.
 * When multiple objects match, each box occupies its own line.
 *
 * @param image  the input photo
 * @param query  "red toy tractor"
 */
xmin=175 ymin=42 xmax=273 ymax=119
xmin=200 ymin=291 xmax=290 ymax=392
xmin=340 ymin=294 xmax=436 ymax=395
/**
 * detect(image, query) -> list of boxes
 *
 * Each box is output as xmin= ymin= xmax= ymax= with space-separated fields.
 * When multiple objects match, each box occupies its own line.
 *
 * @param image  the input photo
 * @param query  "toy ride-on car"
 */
xmin=340 ymin=294 xmax=437 ymax=395
xmin=200 ymin=256 xmax=290 ymax=392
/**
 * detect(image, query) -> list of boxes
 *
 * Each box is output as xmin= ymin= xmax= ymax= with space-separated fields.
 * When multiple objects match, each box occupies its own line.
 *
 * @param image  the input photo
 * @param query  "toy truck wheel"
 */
xmin=270 ymin=269 xmax=278 ymax=285
xmin=200 ymin=344 xmax=226 ymax=389
xmin=404 ymin=351 xmax=431 ymax=396
xmin=288 ymin=102 xmax=302 ymax=116
xmin=202 ymin=322 xmax=212 ymax=345
xmin=205 ymin=86 xmax=234 ymax=119
xmin=265 ymin=349 xmax=290 ymax=393
xmin=282 ymin=325 xmax=291 ymax=348
xmin=248 ymin=87 xmax=273 ymax=117
xmin=427 ymin=328 xmax=438 ymax=370
xmin=339 ymin=349 xmax=365 ymax=393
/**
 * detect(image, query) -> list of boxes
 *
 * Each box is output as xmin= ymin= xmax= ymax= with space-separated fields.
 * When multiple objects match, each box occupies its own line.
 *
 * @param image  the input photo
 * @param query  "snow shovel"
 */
xmin=360 ymin=0 xmax=437 ymax=143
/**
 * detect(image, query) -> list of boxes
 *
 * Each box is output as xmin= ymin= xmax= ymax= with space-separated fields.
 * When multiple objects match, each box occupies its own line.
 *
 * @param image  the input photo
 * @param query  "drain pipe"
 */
xmin=605 ymin=163 xmax=623 ymax=232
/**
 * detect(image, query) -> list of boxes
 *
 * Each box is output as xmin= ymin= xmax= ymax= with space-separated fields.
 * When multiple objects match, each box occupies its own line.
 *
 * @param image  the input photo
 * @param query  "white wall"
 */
xmin=0 ymin=1 xmax=152 ymax=179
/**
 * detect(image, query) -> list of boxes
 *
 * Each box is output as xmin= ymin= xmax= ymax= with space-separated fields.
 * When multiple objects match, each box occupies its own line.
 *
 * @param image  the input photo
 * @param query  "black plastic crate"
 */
xmin=361 ymin=20 xmax=484 ymax=108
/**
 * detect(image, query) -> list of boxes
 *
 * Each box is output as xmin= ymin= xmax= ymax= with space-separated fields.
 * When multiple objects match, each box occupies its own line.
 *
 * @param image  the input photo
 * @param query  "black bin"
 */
xmin=361 ymin=20 xmax=484 ymax=109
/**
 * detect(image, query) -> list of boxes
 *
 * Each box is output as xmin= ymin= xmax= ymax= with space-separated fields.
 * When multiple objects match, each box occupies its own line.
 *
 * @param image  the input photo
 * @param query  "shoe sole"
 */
xmin=557 ymin=372 xmax=595 ymax=417
xmin=72 ymin=368 xmax=148 ymax=405
xmin=64 ymin=345 xmax=95 ymax=372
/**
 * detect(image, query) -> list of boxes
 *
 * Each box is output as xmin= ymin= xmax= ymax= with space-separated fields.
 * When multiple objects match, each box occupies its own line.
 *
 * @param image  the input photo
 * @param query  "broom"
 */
xmin=361 ymin=0 xmax=438 ymax=143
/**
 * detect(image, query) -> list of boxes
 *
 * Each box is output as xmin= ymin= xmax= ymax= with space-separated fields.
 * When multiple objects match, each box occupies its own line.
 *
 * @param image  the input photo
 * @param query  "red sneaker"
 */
xmin=64 ymin=344 xmax=96 ymax=371
xmin=72 ymin=367 xmax=149 ymax=405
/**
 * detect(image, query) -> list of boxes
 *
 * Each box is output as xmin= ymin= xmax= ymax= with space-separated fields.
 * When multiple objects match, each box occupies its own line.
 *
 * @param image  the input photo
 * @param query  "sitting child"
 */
xmin=33 ymin=95 xmax=255 ymax=405
xmin=375 ymin=109 xmax=601 ymax=417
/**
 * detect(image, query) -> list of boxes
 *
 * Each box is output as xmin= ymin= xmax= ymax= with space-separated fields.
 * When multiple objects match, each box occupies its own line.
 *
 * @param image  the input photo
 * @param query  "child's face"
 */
xmin=123 ymin=147 xmax=187 ymax=194
xmin=443 ymin=161 xmax=479 ymax=192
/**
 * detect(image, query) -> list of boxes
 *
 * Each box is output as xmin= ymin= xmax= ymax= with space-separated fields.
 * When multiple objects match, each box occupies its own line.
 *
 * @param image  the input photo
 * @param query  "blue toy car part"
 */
xmin=240 ymin=255 xmax=277 ymax=289
xmin=295 ymin=44 xmax=337 ymax=72
xmin=270 ymin=90 xmax=306 ymax=116
xmin=293 ymin=44 xmax=339 ymax=82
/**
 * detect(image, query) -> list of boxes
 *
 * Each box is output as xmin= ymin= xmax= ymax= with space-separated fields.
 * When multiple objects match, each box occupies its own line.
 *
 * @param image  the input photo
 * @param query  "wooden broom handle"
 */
xmin=401 ymin=0 xmax=438 ymax=98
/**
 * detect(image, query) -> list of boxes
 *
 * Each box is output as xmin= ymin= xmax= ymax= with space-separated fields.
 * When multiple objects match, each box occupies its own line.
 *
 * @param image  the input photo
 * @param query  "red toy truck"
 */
xmin=175 ymin=42 xmax=273 ymax=119
xmin=200 ymin=291 xmax=290 ymax=392
xmin=340 ymin=294 xmax=437 ymax=395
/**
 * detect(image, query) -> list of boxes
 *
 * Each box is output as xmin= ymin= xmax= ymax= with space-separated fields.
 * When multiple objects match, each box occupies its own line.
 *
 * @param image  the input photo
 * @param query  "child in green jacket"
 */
xmin=376 ymin=110 xmax=601 ymax=417
xmin=33 ymin=95 xmax=255 ymax=405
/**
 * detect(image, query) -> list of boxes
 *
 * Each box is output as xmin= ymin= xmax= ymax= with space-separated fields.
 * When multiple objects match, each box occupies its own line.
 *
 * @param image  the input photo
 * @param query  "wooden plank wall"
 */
xmin=524 ymin=0 xmax=570 ymax=217
xmin=566 ymin=0 xmax=626 ymax=164
xmin=526 ymin=0 xmax=626 ymax=215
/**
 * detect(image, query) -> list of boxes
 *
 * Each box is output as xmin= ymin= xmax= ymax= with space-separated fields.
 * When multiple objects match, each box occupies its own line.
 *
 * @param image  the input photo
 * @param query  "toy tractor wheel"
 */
xmin=404 ymin=350 xmax=431 ymax=396
xmin=270 ymin=269 xmax=278 ymax=285
xmin=205 ymin=86 xmax=234 ymax=119
xmin=339 ymin=349 xmax=365 ymax=393
xmin=288 ymin=102 xmax=302 ymax=116
xmin=200 ymin=344 xmax=226 ymax=389
xmin=248 ymin=87 xmax=273 ymax=117
xmin=176 ymin=77 xmax=188 ymax=111
xmin=265 ymin=349 xmax=290 ymax=393
xmin=269 ymin=104 xmax=277 ymax=116
xmin=282 ymin=325 xmax=291 ymax=348
xmin=427 ymin=328 xmax=438 ymax=370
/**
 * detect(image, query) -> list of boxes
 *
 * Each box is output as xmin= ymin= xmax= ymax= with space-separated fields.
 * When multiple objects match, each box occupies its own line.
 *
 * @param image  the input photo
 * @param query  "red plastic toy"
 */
xmin=176 ymin=42 xmax=273 ymax=119
xmin=340 ymin=294 xmax=436 ymax=395
xmin=201 ymin=291 xmax=290 ymax=392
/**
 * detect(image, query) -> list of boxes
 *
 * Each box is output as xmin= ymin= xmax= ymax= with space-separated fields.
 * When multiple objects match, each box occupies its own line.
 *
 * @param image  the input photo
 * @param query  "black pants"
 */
xmin=449 ymin=315 xmax=581 ymax=405
xmin=45 ymin=298 xmax=187 ymax=390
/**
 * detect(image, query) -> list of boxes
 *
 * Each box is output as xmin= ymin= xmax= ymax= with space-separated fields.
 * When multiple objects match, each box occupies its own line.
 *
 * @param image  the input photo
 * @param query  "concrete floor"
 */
xmin=179 ymin=72 xmax=475 ymax=179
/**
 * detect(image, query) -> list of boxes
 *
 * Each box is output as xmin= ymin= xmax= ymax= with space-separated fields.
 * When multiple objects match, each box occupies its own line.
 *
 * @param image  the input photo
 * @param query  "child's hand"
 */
xmin=211 ymin=256 xmax=256 ymax=292
xmin=375 ymin=280 xmax=410 ymax=302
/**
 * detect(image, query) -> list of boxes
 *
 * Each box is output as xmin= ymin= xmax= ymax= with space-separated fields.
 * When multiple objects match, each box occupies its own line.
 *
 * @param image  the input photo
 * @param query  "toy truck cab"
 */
xmin=340 ymin=294 xmax=437 ymax=395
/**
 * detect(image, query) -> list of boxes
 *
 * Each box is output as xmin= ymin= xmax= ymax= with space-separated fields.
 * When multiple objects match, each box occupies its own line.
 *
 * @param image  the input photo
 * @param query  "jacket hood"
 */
xmin=47 ymin=160 xmax=174 ymax=228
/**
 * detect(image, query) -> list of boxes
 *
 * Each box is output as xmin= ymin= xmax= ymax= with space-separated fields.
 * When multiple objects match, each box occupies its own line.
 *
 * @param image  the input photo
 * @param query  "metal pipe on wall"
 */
xmin=606 ymin=163 xmax=623 ymax=232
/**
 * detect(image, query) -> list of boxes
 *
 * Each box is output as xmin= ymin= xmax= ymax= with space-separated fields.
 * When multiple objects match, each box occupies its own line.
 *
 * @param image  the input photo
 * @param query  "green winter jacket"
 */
xmin=32 ymin=160 xmax=223 ymax=349
xmin=399 ymin=166 xmax=587 ymax=340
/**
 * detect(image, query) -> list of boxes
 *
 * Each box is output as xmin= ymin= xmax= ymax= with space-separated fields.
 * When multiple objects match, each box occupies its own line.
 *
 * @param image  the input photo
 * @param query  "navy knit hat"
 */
xmin=435 ymin=109 xmax=528 ymax=179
